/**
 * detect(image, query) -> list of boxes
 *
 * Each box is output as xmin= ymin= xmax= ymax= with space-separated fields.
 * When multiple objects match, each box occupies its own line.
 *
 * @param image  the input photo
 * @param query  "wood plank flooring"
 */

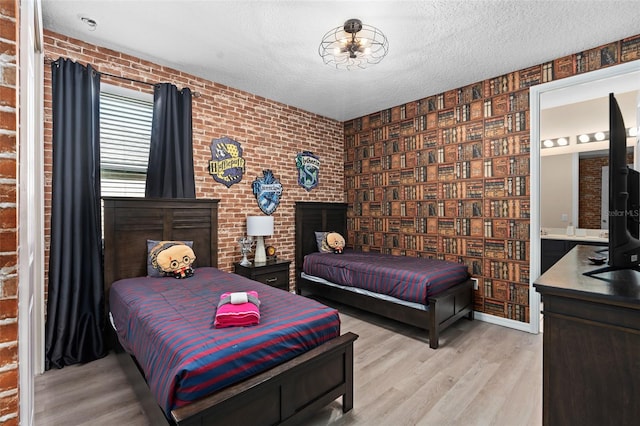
xmin=35 ymin=302 xmax=542 ymax=425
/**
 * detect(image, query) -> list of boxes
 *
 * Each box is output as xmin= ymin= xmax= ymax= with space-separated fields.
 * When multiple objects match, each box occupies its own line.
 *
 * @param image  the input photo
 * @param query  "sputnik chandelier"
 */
xmin=318 ymin=18 xmax=389 ymax=70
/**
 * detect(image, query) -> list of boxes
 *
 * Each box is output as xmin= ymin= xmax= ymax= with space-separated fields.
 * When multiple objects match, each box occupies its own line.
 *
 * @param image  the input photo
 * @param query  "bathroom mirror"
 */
xmin=540 ymin=91 xmax=638 ymax=232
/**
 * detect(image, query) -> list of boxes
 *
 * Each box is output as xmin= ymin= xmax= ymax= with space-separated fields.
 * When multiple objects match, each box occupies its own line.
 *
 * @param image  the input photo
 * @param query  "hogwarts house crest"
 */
xmin=209 ymin=136 xmax=246 ymax=188
xmin=252 ymin=170 xmax=283 ymax=215
xmin=296 ymin=151 xmax=320 ymax=191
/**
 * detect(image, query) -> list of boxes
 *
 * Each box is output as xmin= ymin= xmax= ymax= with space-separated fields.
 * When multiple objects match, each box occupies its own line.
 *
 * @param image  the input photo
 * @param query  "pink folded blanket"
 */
xmin=214 ymin=291 xmax=260 ymax=328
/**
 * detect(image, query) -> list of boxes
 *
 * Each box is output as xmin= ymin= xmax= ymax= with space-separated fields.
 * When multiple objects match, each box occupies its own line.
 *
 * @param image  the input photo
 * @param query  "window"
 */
xmin=99 ymin=87 xmax=153 ymax=197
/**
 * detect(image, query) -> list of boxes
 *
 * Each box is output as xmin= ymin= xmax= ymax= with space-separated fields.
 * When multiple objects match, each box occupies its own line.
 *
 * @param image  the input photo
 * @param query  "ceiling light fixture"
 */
xmin=319 ymin=18 xmax=389 ymax=70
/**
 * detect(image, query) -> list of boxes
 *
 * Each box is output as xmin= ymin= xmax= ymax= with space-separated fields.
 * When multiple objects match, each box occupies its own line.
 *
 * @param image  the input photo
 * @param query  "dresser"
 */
xmin=534 ymin=245 xmax=640 ymax=426
xmin=234 ymin=259 xmax=291 ymax=291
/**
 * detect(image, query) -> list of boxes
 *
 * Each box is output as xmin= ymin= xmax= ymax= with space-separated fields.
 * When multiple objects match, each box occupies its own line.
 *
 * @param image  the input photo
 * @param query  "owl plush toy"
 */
xmin=150 ymin=241 xmax=196 ymax=278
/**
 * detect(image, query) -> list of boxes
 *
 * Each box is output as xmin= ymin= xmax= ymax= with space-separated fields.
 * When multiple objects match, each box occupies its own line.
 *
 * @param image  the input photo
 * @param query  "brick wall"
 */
xmin=43 ymin=30 xmax=344 ymax=294
xmin=579 ymin=155 xmax=608 ymax=229
xmin=578 ymin=152 xmax=634 ymax=229
xmin=0 ymin=0 xmax=18 ymax=424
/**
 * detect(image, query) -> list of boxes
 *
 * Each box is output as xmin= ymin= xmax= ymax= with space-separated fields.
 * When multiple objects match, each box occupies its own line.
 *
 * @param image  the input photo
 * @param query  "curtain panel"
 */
xmin=145 ymin=83 xmax=196 ymax=198
xmin=45 ymin=58 xmax=105 ymax=369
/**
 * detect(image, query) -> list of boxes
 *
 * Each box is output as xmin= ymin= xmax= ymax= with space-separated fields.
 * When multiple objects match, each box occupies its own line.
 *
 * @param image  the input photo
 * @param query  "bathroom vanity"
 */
xmin=540 ymin=228 xmax=607 ymax=273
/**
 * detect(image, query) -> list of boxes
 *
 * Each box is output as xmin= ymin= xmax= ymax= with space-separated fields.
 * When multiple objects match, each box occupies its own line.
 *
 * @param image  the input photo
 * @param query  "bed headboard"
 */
xmin=103 ymin=197 xmax=219 ymax=295
xmin=294 ymin=202 xmax=347 ymax=276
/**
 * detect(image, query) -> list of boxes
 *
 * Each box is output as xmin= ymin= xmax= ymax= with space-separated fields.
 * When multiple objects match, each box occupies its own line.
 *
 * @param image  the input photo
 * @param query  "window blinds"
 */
xmin=99 ymin=91 xmax=153 ymax=197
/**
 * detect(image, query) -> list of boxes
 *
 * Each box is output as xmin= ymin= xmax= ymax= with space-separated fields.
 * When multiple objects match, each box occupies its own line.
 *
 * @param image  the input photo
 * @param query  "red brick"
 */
xmin=0 ymin=85 xmax=15 ymax=108
xmin=0 ymin=207 xmax=16 ymax=228
xmin=0 ymin=132 xmax=16 ymax=153
xmin=0 ymin=322 xmax=16 ymax=344
xmin=0 ymin=253 xmax=17 ymax=269
xmin=0 ymin=183 xmax=16 ymax=203
xmin=1 ymin=62 xmax=16 ymax=86
xmin=0 ymin=0 xmax=16 ymax=18
xmin=0 ymin=40 xmax=15 ymax=59
xmin=1 ymin=275 xmax=17 ymax=298
xmin=0 ymin=393 xmax=18 ymax=417
xmin=1 ymin=416 xmax=18 ymax=426
xmin=0 ymin=231 xmax=16 ymax=253
xmin=0 ymin=299 xmax=17 ymax=320
xmin=0 ymin=368 xmax=17 ymax=393
xmin=0 ymin=344 xmax=17 ymax=365
xmin=0 ymin=157 xmax=16 ymax=179
xmin=0 ymin=109 xmax=16 ymax=132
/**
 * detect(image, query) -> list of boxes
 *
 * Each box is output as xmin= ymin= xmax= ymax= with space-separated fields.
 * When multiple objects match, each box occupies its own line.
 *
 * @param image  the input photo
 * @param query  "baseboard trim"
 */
xmin=474 ymin=311 xmax=537 ymax=334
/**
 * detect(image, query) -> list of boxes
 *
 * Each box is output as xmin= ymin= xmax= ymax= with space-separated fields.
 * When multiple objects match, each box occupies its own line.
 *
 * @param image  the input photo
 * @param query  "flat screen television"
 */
xmin=628 ymin=167 xmax=640 ymax=239
xmin=585 ymin=93 xmax=640 ymax=276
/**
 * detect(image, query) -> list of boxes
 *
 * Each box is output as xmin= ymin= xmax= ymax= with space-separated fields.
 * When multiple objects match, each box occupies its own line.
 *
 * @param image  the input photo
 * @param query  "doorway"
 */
xmin=529 ymin=60 xmax=640 ymax=333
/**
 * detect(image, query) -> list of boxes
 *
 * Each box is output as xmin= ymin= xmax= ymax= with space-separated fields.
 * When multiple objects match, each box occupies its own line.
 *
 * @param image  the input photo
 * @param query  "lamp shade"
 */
xmin=247 ymin=216 xmax=274 ymax=264
xmin=246 ymin=216 xmax=274 ymax=236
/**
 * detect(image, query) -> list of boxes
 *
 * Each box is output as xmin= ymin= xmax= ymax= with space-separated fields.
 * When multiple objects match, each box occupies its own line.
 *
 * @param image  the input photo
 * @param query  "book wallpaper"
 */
xmin=343 ymin=35 xmax=640 ymax=323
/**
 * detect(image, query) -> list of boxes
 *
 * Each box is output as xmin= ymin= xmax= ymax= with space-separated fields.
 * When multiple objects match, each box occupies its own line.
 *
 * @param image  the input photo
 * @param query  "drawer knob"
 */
xmin=266 ymin=277 xmax=277 ymax=283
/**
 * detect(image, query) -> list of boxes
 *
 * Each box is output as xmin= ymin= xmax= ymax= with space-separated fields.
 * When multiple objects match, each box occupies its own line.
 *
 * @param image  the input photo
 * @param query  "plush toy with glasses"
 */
xmin=150 ymin=241 xmax=196 ymax=278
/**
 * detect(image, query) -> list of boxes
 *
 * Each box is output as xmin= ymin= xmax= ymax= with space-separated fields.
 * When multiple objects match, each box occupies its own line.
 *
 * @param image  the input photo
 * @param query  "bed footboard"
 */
xmin=297 ymin=275 xmax=473 ymax=349
xmin=172 ymin=332 xmax=358 ymax=425
xmin=115 ymin=331 xmax=358 ymax=425
xmin=427 ymin=279 xmax=474 ymax=349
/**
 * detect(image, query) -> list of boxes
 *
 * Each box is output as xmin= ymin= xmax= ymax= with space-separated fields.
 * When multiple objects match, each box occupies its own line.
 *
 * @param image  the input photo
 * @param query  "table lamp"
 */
xmin=247 ymin=215 xmax=274 ymax=264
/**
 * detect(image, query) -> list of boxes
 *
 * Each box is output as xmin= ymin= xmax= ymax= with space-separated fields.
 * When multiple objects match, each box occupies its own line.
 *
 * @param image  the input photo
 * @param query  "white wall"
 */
xmin=541 ymin=153 xmax=574 ymax=228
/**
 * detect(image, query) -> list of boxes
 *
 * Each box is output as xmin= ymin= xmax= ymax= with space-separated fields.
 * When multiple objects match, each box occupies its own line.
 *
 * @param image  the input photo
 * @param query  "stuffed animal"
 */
xmin=150 ymin=241 xmax=196 ymax=278
xmin=325 ymin=232 xmax=345 ymax=254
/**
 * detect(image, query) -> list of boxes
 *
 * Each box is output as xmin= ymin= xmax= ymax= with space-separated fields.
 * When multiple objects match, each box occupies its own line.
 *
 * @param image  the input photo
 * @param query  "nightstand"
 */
xmin=233 ymin=259 xmax=291 ymax=291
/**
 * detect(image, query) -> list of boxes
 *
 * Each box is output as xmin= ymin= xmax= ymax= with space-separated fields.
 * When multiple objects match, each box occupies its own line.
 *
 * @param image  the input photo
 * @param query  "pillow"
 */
xmin=315 ymin=232 xmax=329 ymax=252
xmin=147 ymin=240 xmax=195 ymax=278
xmin=315 ymin=231 xmax=345 ymax=254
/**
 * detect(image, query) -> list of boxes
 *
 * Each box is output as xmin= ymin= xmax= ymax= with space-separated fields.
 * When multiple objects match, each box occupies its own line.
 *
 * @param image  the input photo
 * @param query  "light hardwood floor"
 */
xmin=35 ymin=302 xmax=542 ymax=426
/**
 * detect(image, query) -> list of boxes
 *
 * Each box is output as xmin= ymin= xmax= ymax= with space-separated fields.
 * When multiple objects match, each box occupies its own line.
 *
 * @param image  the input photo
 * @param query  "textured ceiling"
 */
xmin=41 ymin=0 xmax=640 ymax=122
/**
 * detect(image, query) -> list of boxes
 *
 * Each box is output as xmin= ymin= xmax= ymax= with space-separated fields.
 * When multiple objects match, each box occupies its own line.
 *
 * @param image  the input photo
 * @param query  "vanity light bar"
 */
xmin=577 ymin=130 xmax=609 ymax=143
xmin=543 ymin=127 xmax=638 ymax=150
xmin=541 ymin=136 xmax=571 ymax=149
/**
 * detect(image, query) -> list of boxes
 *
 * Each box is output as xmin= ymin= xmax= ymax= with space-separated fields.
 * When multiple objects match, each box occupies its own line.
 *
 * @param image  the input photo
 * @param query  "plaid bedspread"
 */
xmin=303 ymin=251 xmax=470 ymax=304
xmin=109 ymin=267 xmax=340 ymax=415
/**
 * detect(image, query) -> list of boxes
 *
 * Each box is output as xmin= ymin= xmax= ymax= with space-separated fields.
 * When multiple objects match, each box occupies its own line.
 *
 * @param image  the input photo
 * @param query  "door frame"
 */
xmin=529 ymin=60 xmax=640 ymax=334
xmin=18 ymin=0 xmax=45 ymax=425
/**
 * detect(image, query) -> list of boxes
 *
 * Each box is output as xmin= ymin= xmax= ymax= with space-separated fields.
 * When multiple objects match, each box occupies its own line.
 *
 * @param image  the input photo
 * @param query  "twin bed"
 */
xmin=295 ymin=202 xmax=474 ymax=349
xmin=103 ymin=197 xmax=357 ymax=426
xmin=103 ymin=198 xmax=474 ymax=425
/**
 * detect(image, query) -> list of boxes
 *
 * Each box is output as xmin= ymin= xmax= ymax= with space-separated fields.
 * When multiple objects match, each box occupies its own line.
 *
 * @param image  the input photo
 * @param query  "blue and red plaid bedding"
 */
xmin=303 ymin=251 xmax=470 ymax=304
xmin=109 ymin=267 xmax=340 ymax=416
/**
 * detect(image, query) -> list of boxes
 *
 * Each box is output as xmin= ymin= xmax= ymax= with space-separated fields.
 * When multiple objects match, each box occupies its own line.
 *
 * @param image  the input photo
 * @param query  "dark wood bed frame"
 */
xmin=103 ymin=197 xmax=358 ymax=426
xmin=294 ymin=201 xmax=474 ymax=349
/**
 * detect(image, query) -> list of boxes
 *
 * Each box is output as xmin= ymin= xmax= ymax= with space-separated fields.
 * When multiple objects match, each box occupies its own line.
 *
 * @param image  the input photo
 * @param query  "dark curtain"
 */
xmin=45 ymin=59 xmax=105 ymax=369
xmin=145 ymin=83 xmax=195 ymax=197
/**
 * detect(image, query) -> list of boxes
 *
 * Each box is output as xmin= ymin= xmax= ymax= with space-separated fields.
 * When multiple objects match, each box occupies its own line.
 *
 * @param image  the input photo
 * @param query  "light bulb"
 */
xmin=595 ymin=132 xmax=605 ymax=141
xmin=543 ymin=140 xmax=554 ymax=148
xmin=578 ymin=134 xmax=590 ymax=143
xmin=557 ymin=137 xmax=568 ymax=146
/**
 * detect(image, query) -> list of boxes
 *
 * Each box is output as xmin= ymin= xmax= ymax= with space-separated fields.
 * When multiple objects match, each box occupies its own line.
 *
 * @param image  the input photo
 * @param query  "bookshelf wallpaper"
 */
xmin=343 ymin=34 xmax=640 ymax=323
